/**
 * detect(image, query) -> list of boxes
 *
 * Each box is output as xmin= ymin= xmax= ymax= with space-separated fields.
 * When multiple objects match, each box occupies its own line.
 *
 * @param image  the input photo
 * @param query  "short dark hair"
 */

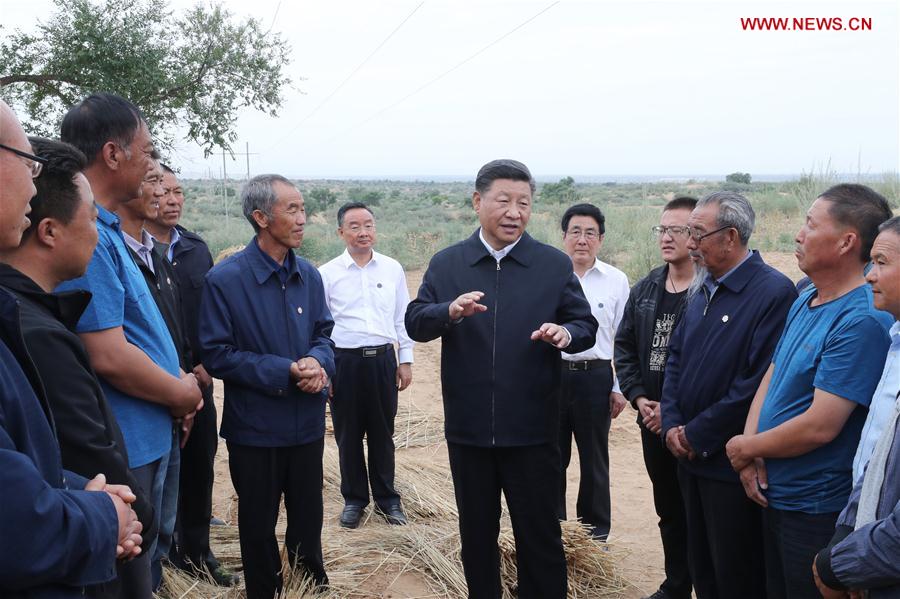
xmin=664 ymin=195 xmax=698 ymax=212
xmin=819 ymin=184 xmax=893 ymax=262
xmin=160 ymin=163 xmax=175 ymax=175
xmin=560 ymin=203 xmax=605 ymax=234
xmin=475 ymin=159 xmax=535 ymax=195
xmin=60 ymin=93 xmax=146 ymax=165
xmin=878 ymin=215 xmax=900 ymax=237
xmin=21 ymin=137 xmax=88 ymax=241
xmin=337 ymin=202 xmax=374 ymax=227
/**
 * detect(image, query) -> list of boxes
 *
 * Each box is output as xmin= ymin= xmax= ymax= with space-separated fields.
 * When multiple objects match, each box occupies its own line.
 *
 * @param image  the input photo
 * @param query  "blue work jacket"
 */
xmin=0 ymin=287 xmax=117 ymax=598
xmin=199 ymin=238 xmax=335 ymax=447
xmin=660 ymin=251 xmax=798 ymax=481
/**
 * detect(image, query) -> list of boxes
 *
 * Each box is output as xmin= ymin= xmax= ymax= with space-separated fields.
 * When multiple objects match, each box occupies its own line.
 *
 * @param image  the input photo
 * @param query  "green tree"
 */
xmin=725 ymin=172 xmax=752 ymax=184
xmin=0 ymin=0 xmax=291 ymax=155
xmin=306 ymin=187 xmax=338 ymax=215
xmin=540 ymin=176 xmax=579 ymax=204
xmin=347 ymin=187 xmax=384 ymax=207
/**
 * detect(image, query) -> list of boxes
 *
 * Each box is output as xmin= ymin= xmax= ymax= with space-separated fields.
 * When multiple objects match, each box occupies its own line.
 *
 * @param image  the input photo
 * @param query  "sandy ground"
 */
xmin=209 ymin=252 xmax=805 ymax=598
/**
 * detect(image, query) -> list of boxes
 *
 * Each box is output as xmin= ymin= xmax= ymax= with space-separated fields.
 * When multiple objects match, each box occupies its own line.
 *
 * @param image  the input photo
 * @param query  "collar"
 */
xmin=890 ymin=321 xmax=900 ymax=350
xmin=122 ymin=228 xmax=155 ymax=256
xmin=96 ymin=203 xmax=120 ymax=231
xmin=0 ymin=264 xmax=91 ymax=329
xmin=339 ymin=248 xmax=379 ymax=269
xmin=465 ymin=229 xmax=533 ymax=267
xmin=247 ymin=237 xmax=301 ymax=285
xmin=478 ymin=228 xmax=522 ymax=262
xmin=711 ymin=250 xmax=763 ymax=293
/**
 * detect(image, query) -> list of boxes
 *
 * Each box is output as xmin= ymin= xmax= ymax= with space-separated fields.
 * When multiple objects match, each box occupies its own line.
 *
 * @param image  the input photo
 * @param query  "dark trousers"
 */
xmin=557 ymin=362 xmax=613 ymax=538
xmin=640 ymin=422 xmax=692 ymax=599
xmin=100 ymin=458 xmax=160 ymax=599
xmin=227 ymin=439 xmax=327 ymax=599
xmin=678 ymin=465 xmax=766 ymax=599
xmin=763 ymin=507 xmax=839 ymax=599
xmin=174 ymin=384 xmax=218 ymax=564
xmin=331 ymin=348 xmax=400 ymax=509
xmin=448 ymin=441 xmax=567 ymax=599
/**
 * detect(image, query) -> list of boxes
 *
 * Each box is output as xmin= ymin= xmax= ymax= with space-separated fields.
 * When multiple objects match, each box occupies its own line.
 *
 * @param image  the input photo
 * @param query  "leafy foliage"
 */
xmin=306 ymin=187 xmax=338 ymax=215
xmin=725 ymin=172 xmax=752 ymax=184
xmin=540 ymin=176 xmax=580 ymax=204
xmin=0 ymin=0 xmax=291 ymax=156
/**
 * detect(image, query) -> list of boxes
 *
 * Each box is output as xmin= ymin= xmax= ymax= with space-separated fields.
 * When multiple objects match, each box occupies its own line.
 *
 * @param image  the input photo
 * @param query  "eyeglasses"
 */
xmin=0 ymin=142 xmax=48 ymax=178
xmin=565 ymin=228 xmax=600 ymax=241
xmin=688 ymin=225 xmax=733 ymax=242
xmin=652 ymin=225 xmax=691 ymax=238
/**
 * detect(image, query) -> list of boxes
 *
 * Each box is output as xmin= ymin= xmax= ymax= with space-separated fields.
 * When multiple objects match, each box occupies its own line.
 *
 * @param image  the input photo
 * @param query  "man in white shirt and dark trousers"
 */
xmin=319 ymin=202 xmax=414 ymax=529
xmin=558 ymin=203 xmax=630 ymax=540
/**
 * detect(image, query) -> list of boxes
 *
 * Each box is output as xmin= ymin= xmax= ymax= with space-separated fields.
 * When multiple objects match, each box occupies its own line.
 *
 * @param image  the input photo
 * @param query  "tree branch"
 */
xmin=0 ymin=74 xmax=80 ymax=87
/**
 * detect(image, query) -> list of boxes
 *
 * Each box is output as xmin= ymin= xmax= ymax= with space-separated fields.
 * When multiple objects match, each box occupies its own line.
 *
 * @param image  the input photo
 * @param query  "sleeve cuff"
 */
xmin=398 ymin=347 xmax=414 ymax=364
xmin=815 ymin=547 xmax=848 ymax=591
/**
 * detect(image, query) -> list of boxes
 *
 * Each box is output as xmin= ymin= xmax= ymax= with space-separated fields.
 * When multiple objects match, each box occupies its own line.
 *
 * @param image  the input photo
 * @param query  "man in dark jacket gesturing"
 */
xmin=405 ymin=159 xmax=598 ymax=599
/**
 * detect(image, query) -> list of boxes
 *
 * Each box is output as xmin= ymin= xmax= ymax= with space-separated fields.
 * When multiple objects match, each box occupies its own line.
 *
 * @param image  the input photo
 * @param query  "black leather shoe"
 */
xmin=377 ymin=504 xmax=407 ymax=525
xmin=202 ymin=556 xmax=240 ymax=586
xmin=339 ymin=505 xmax=364 ymax=528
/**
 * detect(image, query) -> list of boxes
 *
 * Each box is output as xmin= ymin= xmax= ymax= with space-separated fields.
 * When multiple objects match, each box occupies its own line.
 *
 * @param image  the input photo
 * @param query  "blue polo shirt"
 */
xmin=758 ymin=285 xmax=893 ymax=513
xmin=56 ymin=204 xmax=178 ymax=468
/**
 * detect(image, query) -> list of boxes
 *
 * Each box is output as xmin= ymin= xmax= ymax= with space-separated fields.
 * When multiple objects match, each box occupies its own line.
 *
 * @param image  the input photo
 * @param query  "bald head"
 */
xmin=0 ymin=100 xmax=37 ymax=250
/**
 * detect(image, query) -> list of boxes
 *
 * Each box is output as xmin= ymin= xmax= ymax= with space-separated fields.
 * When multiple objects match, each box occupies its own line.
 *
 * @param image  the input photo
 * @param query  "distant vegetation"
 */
xmin=179 ymin=172 xmax=899 ymax=284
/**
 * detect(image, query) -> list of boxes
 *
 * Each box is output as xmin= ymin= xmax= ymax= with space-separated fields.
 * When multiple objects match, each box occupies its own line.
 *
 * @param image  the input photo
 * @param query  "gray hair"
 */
xmin=242 ymin=174 xmax=294 ymax=233
xmin=697 ymin=191 xmax=755 ymax=245
xmin=879 ymin=215 xmax=900 ymax=237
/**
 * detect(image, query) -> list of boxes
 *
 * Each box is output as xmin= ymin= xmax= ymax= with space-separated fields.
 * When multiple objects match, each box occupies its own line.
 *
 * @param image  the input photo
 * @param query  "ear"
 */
xmin=35 ymin=218 xmax=59 ymax=249
xmin=838 ymin=231 xmax=859 ymax=257
xmin=251 ymin=209 xmax=269 ymax=231
xmin=100 ymin=141 xmax=119 ymax=171
xmin=472 ymin=191 xmax=481 ymax=213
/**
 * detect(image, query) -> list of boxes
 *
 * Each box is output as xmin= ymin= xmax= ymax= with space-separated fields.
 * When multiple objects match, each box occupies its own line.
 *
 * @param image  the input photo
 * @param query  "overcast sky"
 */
xmin=2 ymin=0 xmax=898 ymax=179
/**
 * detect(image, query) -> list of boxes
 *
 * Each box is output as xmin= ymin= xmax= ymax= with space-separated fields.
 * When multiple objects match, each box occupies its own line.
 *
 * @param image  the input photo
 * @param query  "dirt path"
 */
xmin=209 ymin=254 xmax=805 ymax=598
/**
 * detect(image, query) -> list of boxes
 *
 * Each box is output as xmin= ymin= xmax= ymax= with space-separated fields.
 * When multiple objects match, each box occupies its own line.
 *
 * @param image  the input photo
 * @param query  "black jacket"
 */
xmin=165 ymin=226 xmax=214 ymax=369
xmin=130 ymin=243 xmax=192 ymax=372
xmin=614 ymin=264 xmax=688 ymax=409
xmin=0 ymin=264 xmax=157 ymax=546
xmin=405 ymin=230 xmax=598 ymax=447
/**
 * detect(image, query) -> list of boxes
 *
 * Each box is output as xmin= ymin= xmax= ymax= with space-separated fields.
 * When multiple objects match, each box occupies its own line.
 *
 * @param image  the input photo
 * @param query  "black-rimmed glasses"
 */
xmin=689 ymin=225 xmax=733 ymax=242
xmin=0 ymin=142 xmax=47 ymax=178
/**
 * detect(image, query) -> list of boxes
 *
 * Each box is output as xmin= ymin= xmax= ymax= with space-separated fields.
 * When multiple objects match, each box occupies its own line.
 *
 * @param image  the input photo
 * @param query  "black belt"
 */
xmin=563 ymin=358 xmax=611 ymax=371
xmin=336 ymin=343 xmax=393 ymax=358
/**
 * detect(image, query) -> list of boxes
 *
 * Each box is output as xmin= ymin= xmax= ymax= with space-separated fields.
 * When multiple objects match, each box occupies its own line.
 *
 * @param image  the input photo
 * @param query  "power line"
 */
xmin=266 ymin=1 xmax=425 ymax=151
xmin=324 ymin=1 xmax=560 ymax=144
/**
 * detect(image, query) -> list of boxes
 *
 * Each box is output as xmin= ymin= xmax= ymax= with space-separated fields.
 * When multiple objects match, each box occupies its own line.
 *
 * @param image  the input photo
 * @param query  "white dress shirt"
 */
xmin=122 ymin=228 xmax=156 ymax=274
xmin=319 ymin=249 xmax=414 ymax=364
xmin=564 ymin=258 xmax=630 ymax=393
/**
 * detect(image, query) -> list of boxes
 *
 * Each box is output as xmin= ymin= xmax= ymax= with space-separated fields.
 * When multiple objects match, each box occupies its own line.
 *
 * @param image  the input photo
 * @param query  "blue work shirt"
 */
xmin=199 ymin=238 xmax=335 ymax=447
xmin=56 ymin=204 xmax=178 ymax=468
xmin=661 ymin=250 xmax=798 ymax=481
xmin=759 ymin=285 xmax=893 ymax=513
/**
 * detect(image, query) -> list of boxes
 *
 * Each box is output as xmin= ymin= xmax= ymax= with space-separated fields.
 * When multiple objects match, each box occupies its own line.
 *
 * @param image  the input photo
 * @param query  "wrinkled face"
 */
xmin=794 ymin=198 xmax=850 ymax=276
xmin=115 ymin=121 xmax=155 ymax=201
xmin=686 ymin=203 xmax=735 ymax=278
xmin=154 ymin=171 xmax=183 ymax=228
xmin=866 ymin=229 xmax=900 ymax=317
xmin=473 ymin=179 xmax=532 ymax=250
xmin=0 ymin=106 xmax=37 ymax=249
xmin=258 ymin=182 xmax=306 ymax=250
xmin=563 ymin=214 xmax=603 ymax=269
xmin=139 ymin=162 xmax=164 ymax=220
xmin=658 ymin=208 xmax=693 ymax=264
xmin=57 ymin=173 xmax=99 ymax=280
xmin=338 ymin=207 xmax=376 ymax=255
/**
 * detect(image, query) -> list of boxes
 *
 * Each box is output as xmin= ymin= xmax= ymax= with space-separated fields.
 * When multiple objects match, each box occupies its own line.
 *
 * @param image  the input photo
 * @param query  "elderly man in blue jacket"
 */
xmin=660 ymin=191 xmax=798 ymax=598
xmin=405 ymin=159 xmax=598 ymax=599
xmin=199 ymin=174 xmax=335 ymax=599
xmin=0 ymin=99 xmax=142 ymax=598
